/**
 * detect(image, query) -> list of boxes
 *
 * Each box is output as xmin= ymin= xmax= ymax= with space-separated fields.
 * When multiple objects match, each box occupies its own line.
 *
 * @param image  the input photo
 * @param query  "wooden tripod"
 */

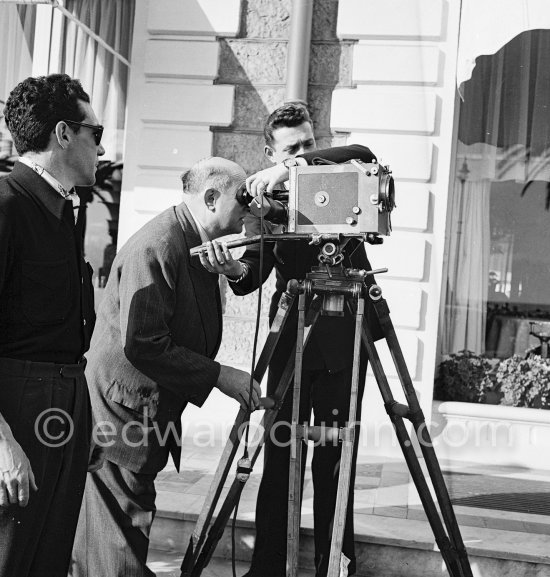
xmin=181 ymin=263 xmax=473 ymax=577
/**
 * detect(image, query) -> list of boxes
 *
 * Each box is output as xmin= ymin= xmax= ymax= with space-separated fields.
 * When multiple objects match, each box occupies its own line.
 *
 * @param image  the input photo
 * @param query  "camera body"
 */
xmin=286 ymin=160 xmax=394 ymax=235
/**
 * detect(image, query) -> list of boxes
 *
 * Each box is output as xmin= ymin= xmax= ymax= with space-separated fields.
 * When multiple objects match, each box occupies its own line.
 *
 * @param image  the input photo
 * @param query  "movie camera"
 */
xmin=190 ymin=159 xmax=395 ymax=259
xmin=239 ymin=159 xmax=395 ymax=236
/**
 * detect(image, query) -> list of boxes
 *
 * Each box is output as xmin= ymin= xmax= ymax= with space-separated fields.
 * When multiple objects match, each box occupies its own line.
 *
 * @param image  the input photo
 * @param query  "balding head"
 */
xmin=181 ymin=157 xmax=245 ymax=197
xmin=181 ymin=156 xmax=248 ymax=238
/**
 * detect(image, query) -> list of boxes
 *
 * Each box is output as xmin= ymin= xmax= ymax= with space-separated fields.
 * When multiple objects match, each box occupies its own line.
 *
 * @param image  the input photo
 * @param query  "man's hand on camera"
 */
xmin=246 ymin=159 xmax=305 ymax=198
xmin=215 ymin=365 xmax=261 ymax=411
xmin=198 ymin=240 xmax=242 ymax=277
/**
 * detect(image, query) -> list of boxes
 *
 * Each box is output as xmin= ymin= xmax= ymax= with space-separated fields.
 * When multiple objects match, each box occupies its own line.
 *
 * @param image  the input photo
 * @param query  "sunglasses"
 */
xmin=63 ymin=119 xmax=104 ymax=146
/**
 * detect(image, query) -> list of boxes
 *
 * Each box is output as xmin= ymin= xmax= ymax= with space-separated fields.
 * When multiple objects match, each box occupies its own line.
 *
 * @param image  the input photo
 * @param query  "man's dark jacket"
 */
xmin=0 ymin=162 xmax=95 ymax=362
xmin=85 ymin=202 xmax=222 ymax=474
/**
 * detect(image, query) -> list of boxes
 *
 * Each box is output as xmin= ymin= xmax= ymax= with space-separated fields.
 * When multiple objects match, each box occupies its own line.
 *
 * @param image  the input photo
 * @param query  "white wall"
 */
xmin=118 ymin=0 xmax=241 ymax=248
xmin=334 ymin=0 xmax=461 ymax=457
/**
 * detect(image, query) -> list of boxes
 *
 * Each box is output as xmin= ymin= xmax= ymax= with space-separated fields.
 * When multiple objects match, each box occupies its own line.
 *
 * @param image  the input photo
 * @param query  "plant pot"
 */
xmin=431 ymin=400 xmax=550 ymax=470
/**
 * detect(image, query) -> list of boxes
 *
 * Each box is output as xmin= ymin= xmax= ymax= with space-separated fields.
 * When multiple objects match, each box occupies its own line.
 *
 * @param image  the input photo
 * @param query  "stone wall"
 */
xmin=213 ymin=0 xmax=352 ymax=174
xmin=213 ymin=0 xmax=355 ymax=369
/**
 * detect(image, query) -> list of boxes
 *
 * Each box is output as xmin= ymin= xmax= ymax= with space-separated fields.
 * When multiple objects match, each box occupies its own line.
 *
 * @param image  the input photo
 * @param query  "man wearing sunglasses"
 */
xmin=0 ymin=73 xmax=105 ymax=577
xmin=64 ymin=119 xmax=104 ymax=146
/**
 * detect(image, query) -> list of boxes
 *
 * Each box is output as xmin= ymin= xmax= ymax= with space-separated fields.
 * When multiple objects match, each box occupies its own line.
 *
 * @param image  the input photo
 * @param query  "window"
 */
xmin=0 ymin=1 xmax=134 ymax=299
xmin=442 ymin=29 xmax=550 ymax=360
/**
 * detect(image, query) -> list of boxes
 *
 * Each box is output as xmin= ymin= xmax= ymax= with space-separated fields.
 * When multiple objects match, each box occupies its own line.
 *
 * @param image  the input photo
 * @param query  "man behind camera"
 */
xmin=200 ymin=104 xmax=382 ymax=577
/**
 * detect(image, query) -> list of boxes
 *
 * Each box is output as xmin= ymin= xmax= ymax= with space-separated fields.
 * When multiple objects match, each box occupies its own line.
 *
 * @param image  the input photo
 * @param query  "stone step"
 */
xmin=149 ymin=508 xmax=550 ymax=577
xmin=148 ymin=548 xmax=316 ymax=577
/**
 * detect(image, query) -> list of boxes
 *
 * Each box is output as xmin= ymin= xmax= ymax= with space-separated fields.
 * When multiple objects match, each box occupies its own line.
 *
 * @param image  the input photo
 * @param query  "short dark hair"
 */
xmin=263 ymin=103 xmax=312 ymax=146
xmin=3 ymin=73 xmax=90 ymax=155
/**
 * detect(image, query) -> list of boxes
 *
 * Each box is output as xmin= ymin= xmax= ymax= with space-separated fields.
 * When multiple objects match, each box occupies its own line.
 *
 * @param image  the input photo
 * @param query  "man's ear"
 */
xmin=204 ymin=188 xmax=219 ymax=211
xmin=54 ymin=121 xmax=71 ymax=150
xmin=264 ymin=145 xmax=274 ymax=162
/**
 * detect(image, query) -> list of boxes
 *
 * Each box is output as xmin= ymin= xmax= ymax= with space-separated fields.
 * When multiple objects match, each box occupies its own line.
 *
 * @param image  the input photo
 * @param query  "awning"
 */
xmin=0 ymin=0 xmax=130 ymax=67
xmin=457 ymin=0 xmax=550 ymax=91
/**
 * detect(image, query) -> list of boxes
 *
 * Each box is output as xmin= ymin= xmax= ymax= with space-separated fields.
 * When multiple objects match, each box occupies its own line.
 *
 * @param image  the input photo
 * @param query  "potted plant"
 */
xmin=433 ymin=352 xmax=550 ymax=470
xmin=434 ymin=350 xmax=499 ymax=404
xmin=487 ymin=354 xmax=550 ymax=409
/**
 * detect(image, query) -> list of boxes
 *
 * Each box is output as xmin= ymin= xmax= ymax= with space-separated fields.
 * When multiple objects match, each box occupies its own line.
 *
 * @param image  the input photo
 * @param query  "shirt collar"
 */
xmin=18 ymin=157 xmax=80 ymax=223
xmin=185 ymin=204 xmax=210 ymax=243
xmin=18 ymin=157 xmax=73 ymax=199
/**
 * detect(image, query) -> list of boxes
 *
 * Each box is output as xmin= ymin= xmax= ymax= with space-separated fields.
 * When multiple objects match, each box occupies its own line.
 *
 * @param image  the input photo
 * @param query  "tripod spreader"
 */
xmin=385 ymin=400 xmax=410 ymax=418
xmin=292 ymin=424 xmax=343 ymax=445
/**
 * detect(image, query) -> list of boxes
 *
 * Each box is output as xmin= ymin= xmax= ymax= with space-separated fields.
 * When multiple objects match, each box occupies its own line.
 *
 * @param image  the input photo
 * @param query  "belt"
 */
xmin=0 ymin=356 xmax=87 ymax=378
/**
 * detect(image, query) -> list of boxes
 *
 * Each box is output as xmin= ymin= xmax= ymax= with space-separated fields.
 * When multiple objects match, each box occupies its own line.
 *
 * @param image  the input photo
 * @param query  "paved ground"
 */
xmin=147 ymin=549 xmax=248 ymax=577
xmin=154 ymin=442 xmax=550 ymax=534
xmin=147 ymin=442 xmax=550 ymax=576
xmin=148 ymin=549 xmax=316 ymax=577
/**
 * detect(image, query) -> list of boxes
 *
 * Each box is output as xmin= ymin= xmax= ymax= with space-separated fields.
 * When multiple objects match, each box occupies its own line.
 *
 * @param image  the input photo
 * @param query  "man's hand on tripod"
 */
xmin=215 ymin=365 xmax=261 ymax=411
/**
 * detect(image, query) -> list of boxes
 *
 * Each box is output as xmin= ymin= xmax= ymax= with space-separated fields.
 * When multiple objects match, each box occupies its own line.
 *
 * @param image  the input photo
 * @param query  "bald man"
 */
xmin=70 ymin=157 xmax=261 ymax=577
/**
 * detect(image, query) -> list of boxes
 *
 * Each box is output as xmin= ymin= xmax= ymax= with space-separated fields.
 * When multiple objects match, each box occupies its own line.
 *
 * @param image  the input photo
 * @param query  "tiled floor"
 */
xmin=154 ymin=442 xmax=550 ymax=534
xmin=148 ymin=442 xmax=550 ymax=575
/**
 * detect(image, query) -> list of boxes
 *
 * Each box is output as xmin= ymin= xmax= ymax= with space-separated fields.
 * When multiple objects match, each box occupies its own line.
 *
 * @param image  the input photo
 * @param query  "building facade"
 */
xmin=116 ymin=0 xmax=459 ymax=455
xmin=2 ymin=0 xmax=550 ymax=463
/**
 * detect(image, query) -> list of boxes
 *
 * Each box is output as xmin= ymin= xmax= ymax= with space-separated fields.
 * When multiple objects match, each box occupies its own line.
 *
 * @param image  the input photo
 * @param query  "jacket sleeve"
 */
xmin=0 ymin=206 xmax=12 ymax=300
xmin=119 ymin=238 xmax=220 ymax=406
xmin=298 ymin=144 xmax=377 ymax=165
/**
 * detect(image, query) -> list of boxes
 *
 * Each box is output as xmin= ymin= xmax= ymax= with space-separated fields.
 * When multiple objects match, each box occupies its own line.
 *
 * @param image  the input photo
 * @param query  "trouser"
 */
xmin=70 ymin=459 xmax=157 ymax=577
xmin=248 ymin=360 xmax=366 ymax=577
xmin=0 ymin=356 xmax=91 ymax=577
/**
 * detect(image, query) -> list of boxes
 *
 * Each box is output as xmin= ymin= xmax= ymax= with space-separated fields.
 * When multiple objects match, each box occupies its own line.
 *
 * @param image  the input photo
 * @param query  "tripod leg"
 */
xmin=180 ymin=407 xmax=250 ymax=576
xmin=188 ymin=331 xmax=311 ymax=577
xmin=360 ymin=318 xmax=469 ymax=576
xmin=370 ymin=295 xmax=473 ymax=577
xmin=254 ymin=288 xmax=298 ymax=378
xmin=287 ymin=293 xmax=307 ymax=577
xmin=188 ymin=353 xmax=299 ymax=577
xmin=181 ymin=294 xmax=323 ymax=577
xmin=327 ymin=298 xmax=364 ymax=577
xmin=181 ymin=290 xmax=297 ymax=575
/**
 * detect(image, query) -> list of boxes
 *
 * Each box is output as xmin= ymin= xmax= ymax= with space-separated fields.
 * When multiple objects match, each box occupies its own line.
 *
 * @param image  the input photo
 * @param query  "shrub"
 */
xmin=488 ymin=355 xmax=550 ymax=409
xmin=435 ymin=350 xmax=497 ymax=403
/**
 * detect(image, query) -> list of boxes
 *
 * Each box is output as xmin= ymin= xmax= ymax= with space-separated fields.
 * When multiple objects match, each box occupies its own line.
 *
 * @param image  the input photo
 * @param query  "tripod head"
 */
xmin=284 ymin=236 xmax=387 ymax=317
xmin=190 ymin=232 xmax=387 ymax=316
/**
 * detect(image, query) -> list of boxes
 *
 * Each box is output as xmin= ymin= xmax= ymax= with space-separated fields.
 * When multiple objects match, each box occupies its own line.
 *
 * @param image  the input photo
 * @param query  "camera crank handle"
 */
xmin=368 ymin=268 xmax=388 ymax=276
